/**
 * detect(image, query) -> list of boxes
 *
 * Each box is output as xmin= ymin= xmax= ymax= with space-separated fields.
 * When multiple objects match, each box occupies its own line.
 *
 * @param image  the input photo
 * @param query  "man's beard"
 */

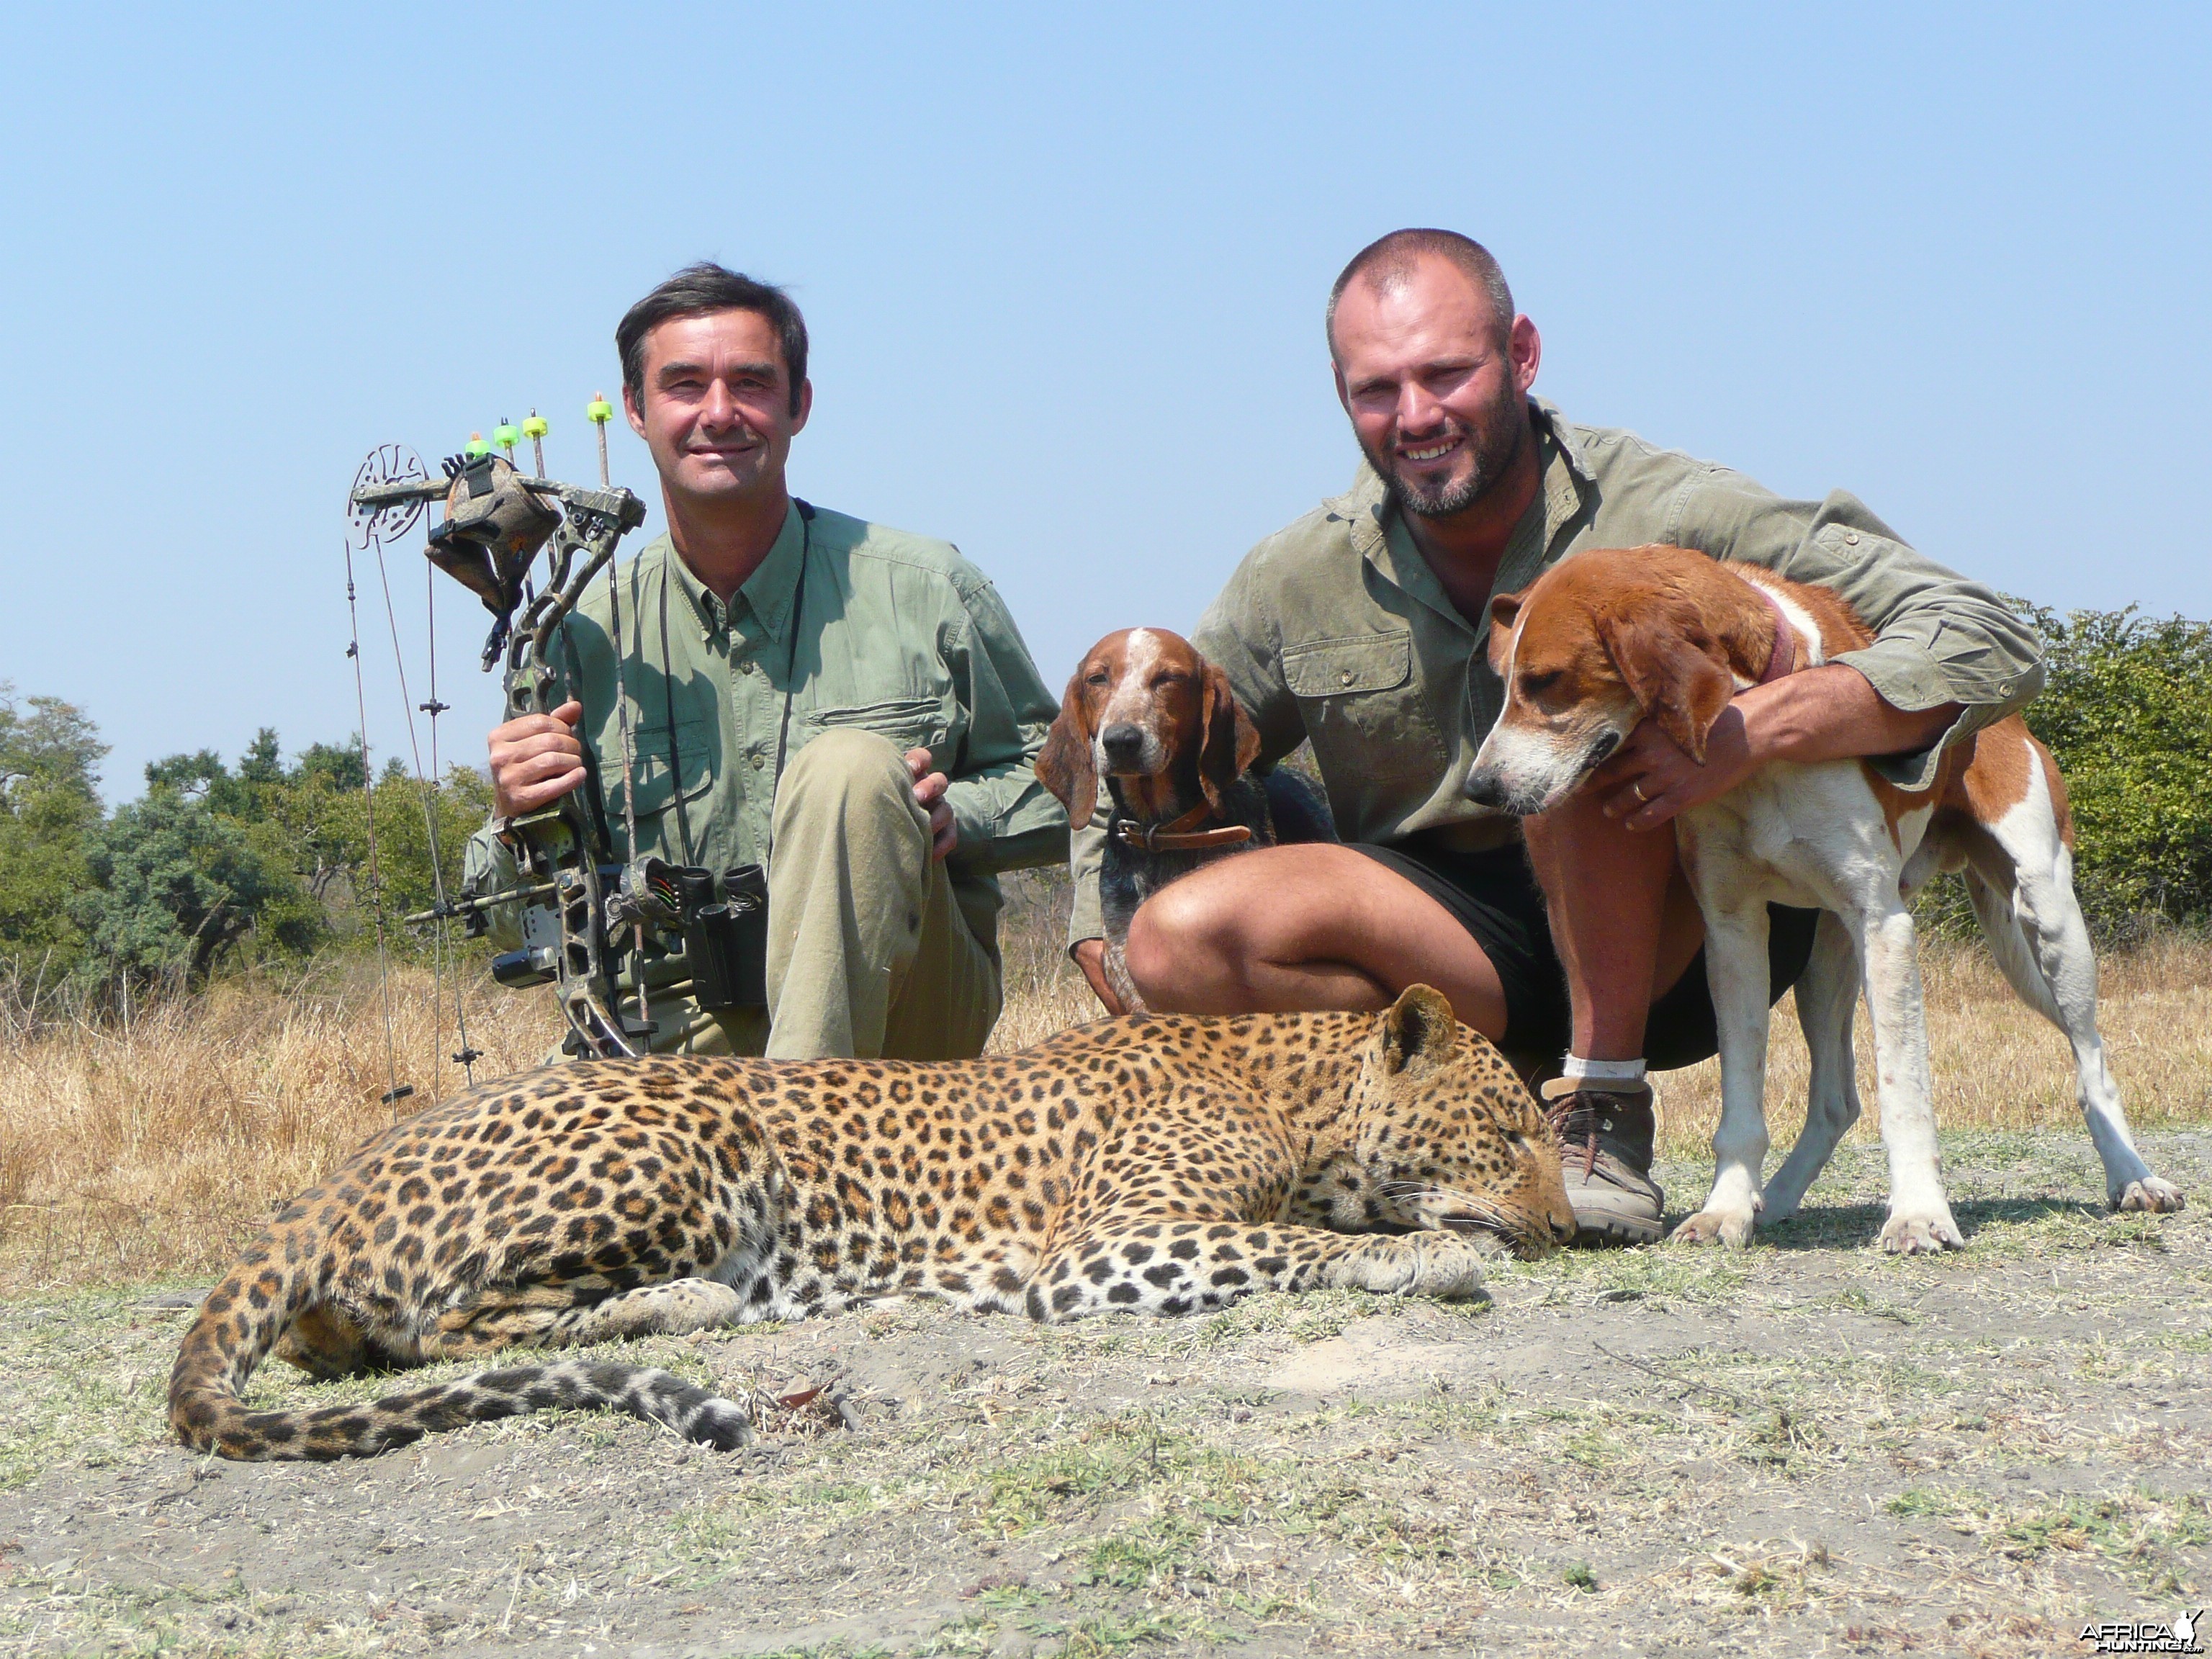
xmin=1367 ymin=388 xmax=1525 ymax=519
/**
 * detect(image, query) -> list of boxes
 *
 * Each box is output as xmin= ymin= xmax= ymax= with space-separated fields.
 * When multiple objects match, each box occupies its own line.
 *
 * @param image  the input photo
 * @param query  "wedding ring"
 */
xmin=1630 ymin=781 xmax=1647 ymax=804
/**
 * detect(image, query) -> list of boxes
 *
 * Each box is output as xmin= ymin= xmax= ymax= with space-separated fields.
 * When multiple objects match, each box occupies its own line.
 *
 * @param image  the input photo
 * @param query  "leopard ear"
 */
xmin=1197 ymin=662 xmax=1260 ymax=815
xmin=1380 ymin=984 xmax=1459 ymax=1076
xmin=1034 ymin=665 xmax=1100 ymax=830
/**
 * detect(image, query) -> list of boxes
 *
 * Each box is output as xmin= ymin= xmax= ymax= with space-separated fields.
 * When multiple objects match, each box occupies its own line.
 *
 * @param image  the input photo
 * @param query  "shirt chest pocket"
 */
xmin=800 ymin=695 xmax=963 ymax=771
xmin=612 ymin=717 xmax=716 ymax=824
xmin=1281 ymin=631 xmax=1444 ymax=777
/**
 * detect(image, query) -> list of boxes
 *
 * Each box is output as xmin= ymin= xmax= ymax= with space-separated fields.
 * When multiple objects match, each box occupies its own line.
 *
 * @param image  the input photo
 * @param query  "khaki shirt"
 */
xmin=1069 ymin=399 xmax=2045 ymax=945
xmin=467 ymin=500 xmax=1067 ymax=959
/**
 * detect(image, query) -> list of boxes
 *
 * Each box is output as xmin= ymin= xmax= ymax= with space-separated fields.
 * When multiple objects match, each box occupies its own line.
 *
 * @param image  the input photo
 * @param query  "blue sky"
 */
xmin=3 ymin=4 xmax=2206 ymax=799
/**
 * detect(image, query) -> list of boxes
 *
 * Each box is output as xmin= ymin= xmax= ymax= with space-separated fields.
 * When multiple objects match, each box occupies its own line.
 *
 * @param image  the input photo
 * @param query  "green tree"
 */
xmin=0 ymin=683 xmax=106 ymax=973
xmin=74 ymin=789 xmax=314 ymax=984
xmin=127 ymin=729 xmax=490 ymax=961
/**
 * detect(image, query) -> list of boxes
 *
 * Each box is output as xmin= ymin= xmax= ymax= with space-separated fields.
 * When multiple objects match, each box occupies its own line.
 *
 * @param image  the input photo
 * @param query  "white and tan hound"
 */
xmin=1038 ymin=628 xmax=1328 ymax=1012
xmin=1465 ymin=545 xmax=2182 ymax=1252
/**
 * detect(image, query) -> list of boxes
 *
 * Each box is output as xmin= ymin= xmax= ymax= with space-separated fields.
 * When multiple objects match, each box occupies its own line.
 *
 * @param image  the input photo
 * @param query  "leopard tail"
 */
xmin=166 ymin=1230 xmax=753 ymax=1462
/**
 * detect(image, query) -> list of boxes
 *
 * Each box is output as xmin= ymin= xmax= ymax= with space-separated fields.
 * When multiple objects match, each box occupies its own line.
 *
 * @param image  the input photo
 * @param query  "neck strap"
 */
xmin=1753 ymin=584 xmax=1798 ymax=684
xmin=1112 ymin=799 xmax=1254 ymax=853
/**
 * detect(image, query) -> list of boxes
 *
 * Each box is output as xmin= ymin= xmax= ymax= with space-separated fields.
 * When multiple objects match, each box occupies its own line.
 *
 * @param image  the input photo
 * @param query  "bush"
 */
xmin=2017 ymin=606 xmax=2212 ymax=936
xmin=1917 ymin=605 xmax=2212 ymax=943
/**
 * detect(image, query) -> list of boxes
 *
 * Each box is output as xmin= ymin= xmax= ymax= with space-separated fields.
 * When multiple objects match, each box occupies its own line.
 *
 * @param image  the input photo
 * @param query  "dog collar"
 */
xmin=1755 ymin=585 xmax=1798 ymax=684
xmin=1112 ymin=802 xmax=1255 ymax=853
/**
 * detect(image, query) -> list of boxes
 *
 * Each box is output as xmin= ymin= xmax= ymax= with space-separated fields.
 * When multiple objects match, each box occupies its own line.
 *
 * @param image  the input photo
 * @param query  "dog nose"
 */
xmin=1462 ymin=763 xmax=1509 ymax=808
xmin=1100 ymin=723 xmax=1146 ymax=765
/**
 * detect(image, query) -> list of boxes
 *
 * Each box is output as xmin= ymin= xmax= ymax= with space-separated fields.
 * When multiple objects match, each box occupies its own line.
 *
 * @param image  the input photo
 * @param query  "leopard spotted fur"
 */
xmin=169 ymin=986 xmax=1572 ymax=1460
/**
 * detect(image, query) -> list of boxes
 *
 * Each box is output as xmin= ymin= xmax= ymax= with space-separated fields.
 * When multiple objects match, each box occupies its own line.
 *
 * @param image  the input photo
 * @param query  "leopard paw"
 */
xmin=1329 ymin=1235 xmax=1491 ymax=1303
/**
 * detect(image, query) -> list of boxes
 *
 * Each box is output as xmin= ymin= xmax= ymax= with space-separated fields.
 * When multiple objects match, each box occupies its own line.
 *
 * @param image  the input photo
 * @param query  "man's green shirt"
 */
xmin=467 ymin=500 xmax=1067 ymax=958
xmin=1069 ymin=399 xmax=2046 ymax=945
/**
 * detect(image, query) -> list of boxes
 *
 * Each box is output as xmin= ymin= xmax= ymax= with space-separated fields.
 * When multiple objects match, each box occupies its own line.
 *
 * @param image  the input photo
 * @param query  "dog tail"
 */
xmin=167 ymin=1220 xmax=752 ymax=1462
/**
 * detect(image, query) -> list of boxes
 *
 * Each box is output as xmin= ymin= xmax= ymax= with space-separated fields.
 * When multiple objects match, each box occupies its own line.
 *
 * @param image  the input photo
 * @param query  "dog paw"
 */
xmin=1671 ymin=1210 xmax=1755 ymax=1249
xmin=1878 ymin=1212 xmax=1964 ymax=1255
xmin=2115 ymin=1177 xmax=2185 ymax=1214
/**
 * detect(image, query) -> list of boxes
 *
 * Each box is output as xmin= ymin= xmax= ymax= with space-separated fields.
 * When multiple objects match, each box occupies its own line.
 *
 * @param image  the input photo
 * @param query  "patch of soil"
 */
xmin=0 ymin=1129 xmax=2206 ymax=1657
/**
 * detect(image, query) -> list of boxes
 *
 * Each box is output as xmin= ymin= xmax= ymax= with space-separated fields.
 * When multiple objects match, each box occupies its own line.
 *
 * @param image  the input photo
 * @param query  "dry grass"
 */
xmin=0 ymin=958 xmax=559 ymax=1297
xmin=1 ymin=870 xmax=2206 ymax=1296
xmin=1653 ymin=928 xmax=2212 ymax=1157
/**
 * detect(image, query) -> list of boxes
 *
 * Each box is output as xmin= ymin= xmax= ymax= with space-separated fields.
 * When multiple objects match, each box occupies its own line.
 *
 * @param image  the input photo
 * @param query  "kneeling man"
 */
xmin=469 ymin=264 xmax=1066 ymax=1060
xmin=1069 ymin=230 xmax=2042 ymax=1244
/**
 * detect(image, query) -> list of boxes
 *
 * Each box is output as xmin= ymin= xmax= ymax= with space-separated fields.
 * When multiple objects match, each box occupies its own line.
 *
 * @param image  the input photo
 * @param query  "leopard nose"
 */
xmin=1100 ymin=723 xmax=1146 ymax=767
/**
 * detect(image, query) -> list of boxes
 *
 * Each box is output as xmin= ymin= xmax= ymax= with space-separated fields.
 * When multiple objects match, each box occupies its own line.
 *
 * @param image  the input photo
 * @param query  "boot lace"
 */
xmin=1545 ymin=1091 xmax=1604 ymax=1179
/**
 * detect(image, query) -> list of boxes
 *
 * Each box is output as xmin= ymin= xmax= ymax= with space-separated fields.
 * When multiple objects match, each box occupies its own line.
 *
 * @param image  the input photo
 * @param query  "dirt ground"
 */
xmin=0 ymin=1128 xmax=2203 ymax=1658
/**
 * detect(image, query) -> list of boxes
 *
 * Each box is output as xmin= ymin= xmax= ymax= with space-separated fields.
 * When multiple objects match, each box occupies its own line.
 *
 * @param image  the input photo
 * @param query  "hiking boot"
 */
xmin=1539 ymin=1076 xmax=1665 ymax=1246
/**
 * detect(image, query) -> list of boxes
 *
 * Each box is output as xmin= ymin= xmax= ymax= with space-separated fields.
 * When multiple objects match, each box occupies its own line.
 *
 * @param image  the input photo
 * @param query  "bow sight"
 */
xmin=349 ymin=410 xmax=652 ymax=1060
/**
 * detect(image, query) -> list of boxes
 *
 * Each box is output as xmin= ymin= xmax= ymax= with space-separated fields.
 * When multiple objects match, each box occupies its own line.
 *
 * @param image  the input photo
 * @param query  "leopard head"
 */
xmin=1301 ymin=986 xmax=1574 ymax=1257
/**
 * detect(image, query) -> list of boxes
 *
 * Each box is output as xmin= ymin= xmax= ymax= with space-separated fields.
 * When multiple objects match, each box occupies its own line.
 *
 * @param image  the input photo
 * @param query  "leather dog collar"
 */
xmin=1754 ymin=585 xmax=1798 ymax=684
xmin=1112 ymin=801 xmax=1255 ymax=854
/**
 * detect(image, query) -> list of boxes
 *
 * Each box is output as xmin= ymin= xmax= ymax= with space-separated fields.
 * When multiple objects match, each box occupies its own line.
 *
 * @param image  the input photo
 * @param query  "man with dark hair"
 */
xmin=466 ymin=263 xmax=1066 ymax=1060
xmin=1068 ymin=228 xmax=2044 ymax=1244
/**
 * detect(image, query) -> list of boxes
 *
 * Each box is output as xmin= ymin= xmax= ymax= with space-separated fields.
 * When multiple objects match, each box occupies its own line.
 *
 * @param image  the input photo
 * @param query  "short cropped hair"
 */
xmin=616 ymin=262 xmax=809 ymax=415
xmin=1326 ymin=230 xmax=1515 ymax=356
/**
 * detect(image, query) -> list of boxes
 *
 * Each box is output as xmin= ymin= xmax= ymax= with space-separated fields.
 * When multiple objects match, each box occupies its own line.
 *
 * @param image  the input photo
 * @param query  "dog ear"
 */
xmin=1598 ymin=606 xmax=1734 ymax=764
xmin=1380 ymin=984 xmax=1459 ymax=1077
xmin=1034 ymin=665 xmax=1100 ymax=829
xmin=1485 ymin=589 xmax=1529 ymax=675
xmin=1197 ymin=661 xmax=1262 ymax=815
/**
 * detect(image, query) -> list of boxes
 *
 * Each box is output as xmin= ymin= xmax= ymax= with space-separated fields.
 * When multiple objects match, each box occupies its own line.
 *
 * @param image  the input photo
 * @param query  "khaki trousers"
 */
xmin=647 ymin=729 xmax=1002 ymax=1061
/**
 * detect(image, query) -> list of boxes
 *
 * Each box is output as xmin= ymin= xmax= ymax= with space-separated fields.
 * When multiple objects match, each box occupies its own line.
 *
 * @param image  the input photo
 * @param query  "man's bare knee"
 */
xmin=1125 ymin=881 xmax=1236 ymax=1002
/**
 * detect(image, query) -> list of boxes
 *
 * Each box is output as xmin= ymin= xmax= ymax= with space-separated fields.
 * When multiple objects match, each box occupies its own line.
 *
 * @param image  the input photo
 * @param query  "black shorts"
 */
xmin=1351 ymin=839 xmax=1820 ymax=1071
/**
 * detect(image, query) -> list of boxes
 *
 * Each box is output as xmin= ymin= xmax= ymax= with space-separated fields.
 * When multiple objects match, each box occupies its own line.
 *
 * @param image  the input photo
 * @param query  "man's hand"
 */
xmin=906 ymin=748 xmax=957 ymax=863
xmin=1593 ymin=704 xmax=1761 ymax=831
xmin=490 ymin=699 xmax=588 ymax=817
xmin=1072 ymin=938 xmax=1128 ymax=1016
xmin=1594 ymin=666 xmax=1961 ymax=833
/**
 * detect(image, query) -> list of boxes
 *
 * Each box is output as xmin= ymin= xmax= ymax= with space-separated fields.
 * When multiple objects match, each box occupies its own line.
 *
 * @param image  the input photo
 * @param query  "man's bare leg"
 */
xmin=1519 ymin=789 xmax=1705 ymax=1243
xmin=1521 ymin=788 xmax=1706 ymax=1062
xmin=1122 ymin=845 xmax=1513 ymax=1040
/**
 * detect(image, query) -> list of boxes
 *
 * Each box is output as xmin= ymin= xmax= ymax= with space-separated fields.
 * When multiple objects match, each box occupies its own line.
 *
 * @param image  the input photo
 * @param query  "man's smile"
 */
xmin=1398 ymin=433 xmax=1464 ymax=465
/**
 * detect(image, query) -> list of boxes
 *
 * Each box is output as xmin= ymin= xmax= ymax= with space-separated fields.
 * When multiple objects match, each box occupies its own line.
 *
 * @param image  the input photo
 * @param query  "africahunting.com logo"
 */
xmin=2080 ymin=1610 xmax=2204 ymax=1655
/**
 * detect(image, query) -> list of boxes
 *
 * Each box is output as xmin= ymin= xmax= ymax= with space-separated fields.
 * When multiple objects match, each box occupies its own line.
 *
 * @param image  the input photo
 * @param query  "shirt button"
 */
xmin=751 ymin=753 xmax=766 ymax=770
xmin=1843 ymin=531 xmax=1860 ymax=545
xmin=1339 ymin=669 xmax=1355 ymax=686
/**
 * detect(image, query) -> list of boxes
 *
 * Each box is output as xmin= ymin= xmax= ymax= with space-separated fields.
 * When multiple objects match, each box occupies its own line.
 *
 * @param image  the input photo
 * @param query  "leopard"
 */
xmin=170 ymin=984 xmax=1573 ymax=1461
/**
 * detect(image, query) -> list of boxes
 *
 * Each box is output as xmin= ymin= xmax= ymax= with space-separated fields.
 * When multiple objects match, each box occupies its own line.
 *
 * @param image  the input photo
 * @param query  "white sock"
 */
xmin=1561 ymin=1054 xmax=1647 ymax=1086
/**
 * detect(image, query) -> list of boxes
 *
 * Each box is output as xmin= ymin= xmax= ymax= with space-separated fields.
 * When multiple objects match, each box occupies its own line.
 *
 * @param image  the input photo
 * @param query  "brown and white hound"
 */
xmin=1036 ymin=627 xmax=1329 ymax=1012
xmin=1465 ymin=545 xmax=2182 ymax=1252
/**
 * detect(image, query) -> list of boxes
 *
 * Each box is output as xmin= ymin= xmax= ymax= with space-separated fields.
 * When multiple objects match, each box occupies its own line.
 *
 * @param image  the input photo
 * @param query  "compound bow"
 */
xmin=347 ymin=400 xmax=651 ymax=1062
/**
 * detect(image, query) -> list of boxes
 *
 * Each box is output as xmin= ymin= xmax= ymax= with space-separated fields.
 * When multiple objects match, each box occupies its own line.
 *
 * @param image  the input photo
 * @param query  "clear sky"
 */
xmin=4 ymin=4 xmax=2206 ymax=800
